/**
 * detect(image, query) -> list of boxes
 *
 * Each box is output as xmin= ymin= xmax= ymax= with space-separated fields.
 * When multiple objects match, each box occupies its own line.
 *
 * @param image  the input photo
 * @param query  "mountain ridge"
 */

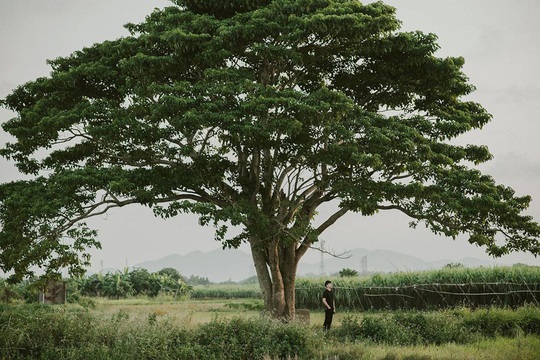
xmin=129 ymin=248 xmax=504 ymax=282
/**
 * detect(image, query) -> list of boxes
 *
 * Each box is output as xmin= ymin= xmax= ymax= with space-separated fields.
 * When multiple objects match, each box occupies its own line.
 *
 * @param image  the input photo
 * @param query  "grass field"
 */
xmin=3 ymin=266 xmax=540 ymax=359
xmin=87 ymin=297 xmax=266 ymax=326
xmin=2 ymin=297 xmax=537 ymax=359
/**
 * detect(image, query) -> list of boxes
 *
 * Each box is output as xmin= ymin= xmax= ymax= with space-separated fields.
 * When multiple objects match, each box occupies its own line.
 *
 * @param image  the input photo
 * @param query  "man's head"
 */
xmin=324 ymin=280 xmax=332 ymax=289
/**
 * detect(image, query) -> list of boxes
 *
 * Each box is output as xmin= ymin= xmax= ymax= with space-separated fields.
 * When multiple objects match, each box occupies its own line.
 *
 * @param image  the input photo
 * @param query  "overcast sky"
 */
xmin=1 ymin=0 xmax=539 ymax=273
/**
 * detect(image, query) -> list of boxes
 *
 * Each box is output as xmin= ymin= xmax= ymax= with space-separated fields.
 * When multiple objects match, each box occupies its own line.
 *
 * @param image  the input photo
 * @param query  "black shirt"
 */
xmin=322 ymin=289 xmax=334 ymax=310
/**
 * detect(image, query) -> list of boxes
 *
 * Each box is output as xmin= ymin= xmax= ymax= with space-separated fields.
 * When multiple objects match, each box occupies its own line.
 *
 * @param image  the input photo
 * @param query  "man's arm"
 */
xmin=322 ymin=297 xmax=331 ymax=310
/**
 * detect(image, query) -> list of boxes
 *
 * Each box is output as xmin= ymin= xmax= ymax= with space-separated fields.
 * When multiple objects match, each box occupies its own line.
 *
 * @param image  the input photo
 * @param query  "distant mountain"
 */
xmin=133 ymin=248 xmax=256 ymax=283
xmin=129 ymin=248 xmax=503 ymax=282
xmin=298 ymin=248 xmax=498 ymax=276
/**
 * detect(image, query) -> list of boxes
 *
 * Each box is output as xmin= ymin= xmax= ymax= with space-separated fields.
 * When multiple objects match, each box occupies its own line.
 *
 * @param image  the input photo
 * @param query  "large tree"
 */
xmin=1 ymin=0 xmax=539 ymax=318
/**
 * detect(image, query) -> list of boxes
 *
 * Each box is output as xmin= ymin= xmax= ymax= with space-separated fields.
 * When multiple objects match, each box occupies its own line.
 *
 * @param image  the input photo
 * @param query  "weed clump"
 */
xmin=332 ymin=306 xmax=540 ymax=346
xmin=0 ymin=305 xmax=312 ymax=360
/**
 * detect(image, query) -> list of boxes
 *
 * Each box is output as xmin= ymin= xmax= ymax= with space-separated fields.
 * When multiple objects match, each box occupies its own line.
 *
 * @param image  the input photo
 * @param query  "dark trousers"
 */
xmin=323 ymin=309 xmax=334 ymax=330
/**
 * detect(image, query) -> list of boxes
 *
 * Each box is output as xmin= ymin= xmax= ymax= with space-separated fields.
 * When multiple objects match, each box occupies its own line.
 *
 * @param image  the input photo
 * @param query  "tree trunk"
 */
xmin=250 ymin=238 xmax=300 ymax=320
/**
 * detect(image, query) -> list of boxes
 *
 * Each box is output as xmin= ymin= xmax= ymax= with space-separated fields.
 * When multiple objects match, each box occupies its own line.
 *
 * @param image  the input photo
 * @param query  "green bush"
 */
xmin=462 ymin=307 xmax=523 ymax=338
xmin=0 ymin=305 xmax=312 ymax=360
xmin=422 ymin=311 xmax=474 ymax=345
xmin=196 ymin=317 xmax=313 ymax=359
xmin=191 ymin=284 xmax=261 ymax=299
xmin=515 ymin=305 xmax=540 ymax=334
xmin=361 ymin=315 xmax=412 ymax=345
xmin=11 ymin=280 xmax=40 ymax=304
xmin=0 ymin=304 xmax=96 ymax=359
xmin=2 ymin=304 xmax=539 ymax=359
xmin=336 ymin=306 xmax=540 ymax=346
xmin=0 ymin=278 xmax=19 ymax=303
xmin=335 ymin=314 xmax=413 ymax=345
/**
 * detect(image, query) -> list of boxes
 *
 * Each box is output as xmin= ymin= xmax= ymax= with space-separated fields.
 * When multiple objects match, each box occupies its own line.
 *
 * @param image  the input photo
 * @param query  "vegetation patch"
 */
xmin=331 ymin=306 xmax=540 ymax=346
xmin=0 ymin=304 xmax=313 ymax=360
xmin=1 ymin=303 xmax=540 ymax=359
xmin=296 ymin=265 xmax=540 ymax=310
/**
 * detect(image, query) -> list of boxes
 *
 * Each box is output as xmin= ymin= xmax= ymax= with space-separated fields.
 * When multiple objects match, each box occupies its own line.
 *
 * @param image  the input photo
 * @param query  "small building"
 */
xmin=38 ymin=280 xmax=66 ymax=304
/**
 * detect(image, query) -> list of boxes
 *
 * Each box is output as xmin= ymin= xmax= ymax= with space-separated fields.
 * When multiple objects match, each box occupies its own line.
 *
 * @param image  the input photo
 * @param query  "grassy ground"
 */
xmin=314 ymin=336 xmax=540 ymax=360
xmin=3 ymin=297 xmax=537 ymax=359
xmin=88 ymin=297 xmax=345 ymax=328
xmin=78 ymin=297 xmax=540 ymax=359
xmin=88 ymin=297 xmax=265 ymax=326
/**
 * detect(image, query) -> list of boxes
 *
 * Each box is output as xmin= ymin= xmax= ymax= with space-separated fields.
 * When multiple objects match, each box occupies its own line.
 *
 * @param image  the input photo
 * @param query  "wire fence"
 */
xmin=295 ymin=282 xmax=540 ymax=310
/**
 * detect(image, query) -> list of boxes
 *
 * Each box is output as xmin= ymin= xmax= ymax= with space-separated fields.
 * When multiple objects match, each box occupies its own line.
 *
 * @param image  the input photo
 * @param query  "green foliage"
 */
xmin=174 ymin=0 xmax=273 ymax=19
xmin=191 ymin=284 xmax=261 ymax=299
xmin=2 ymin=267 xmax=193 ymax=304
xmin=0 ymin=0 xmax=538 ymax=293
xmin=196 ymin=317 xmax=313 ymax=359
xmin=333 ymin=306 xmax=540 ymax=346
xmin=77 ymin=273 xmax=103 ymax=297
xmin=296 ymin=265 xmax=540 ymax=310
xmin=156 ymin=267 xmax=185 ymax=282
xmin=0 ymin=304 xmax=313 ymax=360
xmin=238 ymin=275 xmax=259 ymax=284
xmin=1 ymin=303 xmax=540 ymax=359
xmin=101 ymin=269 xmax=133 ymax=300
xmin=0 ymin=304 xmax=96 ymax=358
xmin=1 ymin=0 xmax=540 ymax=319
xmin=128 ymin=268 xmax=153 ymax=296
xmin=186 ymin=275 xmax=212 ymax=286
xmin=339 ymin=268 xmax=359 ymax=277
xmin=391 ymin=311 xmax=475 ymax=345
xmin=14 ymin=279 xmax=40 ymax=304
xmin=444 ymin=262 xmax=465 ymax=269
xmin=225 ymin=300 xmax=265 ymax=311
xmin=0 ymin=278 xmax=19 ymax=303
xmin=459 ymin=307 xmax=537 ymax=338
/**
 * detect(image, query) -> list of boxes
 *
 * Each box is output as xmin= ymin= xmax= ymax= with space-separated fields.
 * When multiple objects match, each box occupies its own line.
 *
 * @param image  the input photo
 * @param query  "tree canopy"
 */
xmin=1 ymin=0 xmax=539 ymax=316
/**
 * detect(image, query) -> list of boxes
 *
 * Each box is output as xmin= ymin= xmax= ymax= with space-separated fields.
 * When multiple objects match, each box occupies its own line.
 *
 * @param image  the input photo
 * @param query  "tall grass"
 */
xmin=313 ymin=336 xmax=540 ymax=360
xmin=5 ymin=266 xmax=537 ymax=312
xmin=1 ymin=303 xmax=540 ymax=359
xmin=182 ymin=266 xmax=540 ymax=311
xmin=0 ymin=304 xmax=312 ymax=360
xmin=296 ymin=265 xmax=540 ymax=310
xmin=190 ymin=284 xmax=261 ymax=299
xmin=332 ymin=306 xmax=540 ymax=346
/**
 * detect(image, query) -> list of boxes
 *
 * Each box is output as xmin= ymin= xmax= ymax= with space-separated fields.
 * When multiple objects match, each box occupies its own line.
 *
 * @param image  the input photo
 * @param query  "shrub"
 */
xmin=191 ymin=284 xmax=261 ymax=299
xmin=196 ymin=317 xmax=313 ymax=360
xmin=334 ymin=311 xmax=477 ymax=346
xmin=422 ymin=311 xmax=475 ymax=345
xmin=360 ymin=314 xmax=416 ymax=345
xmin=0 ymin=305 xmax=312 ymax=360
xmin=515 ymin=305 xmax=540 ymax=335
xmin=0 ymin=304 xmax=96 ymax=358
xmin=2 ymin=304 xmax=539 ymax=359
xmin=339 ymin=268 xmax=359 ymax=277
xmin=462 ymin=307 xmax=523 ymax=338
xmin=0 ymin=278 xmax=19 ymax=303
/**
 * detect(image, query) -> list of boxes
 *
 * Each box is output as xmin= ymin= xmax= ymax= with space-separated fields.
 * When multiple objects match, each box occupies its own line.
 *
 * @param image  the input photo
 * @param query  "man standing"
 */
xmin=322 ymin=280 xmax=335 ymax=330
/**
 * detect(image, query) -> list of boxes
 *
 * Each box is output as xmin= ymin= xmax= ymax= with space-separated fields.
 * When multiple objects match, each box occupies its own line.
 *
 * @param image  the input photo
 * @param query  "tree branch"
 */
xmin=317 ymin=206 xmax=350 ymax=235
xmin=296 ymin=206 xmax=349 ymax=259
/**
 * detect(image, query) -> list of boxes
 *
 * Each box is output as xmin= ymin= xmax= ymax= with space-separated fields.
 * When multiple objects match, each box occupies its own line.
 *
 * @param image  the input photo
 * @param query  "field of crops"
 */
xmin=4 ymin=264 xmax=537 ymax=313
xmin=190 ymin=283 xmax=261 ymax=299
xmin=187 ymin=265 xmax=540 ymax=311
xmin=2 ymin=265 xmax=540 ymax=359
xmin=296 ymin=265 xmax=540 ymax=310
